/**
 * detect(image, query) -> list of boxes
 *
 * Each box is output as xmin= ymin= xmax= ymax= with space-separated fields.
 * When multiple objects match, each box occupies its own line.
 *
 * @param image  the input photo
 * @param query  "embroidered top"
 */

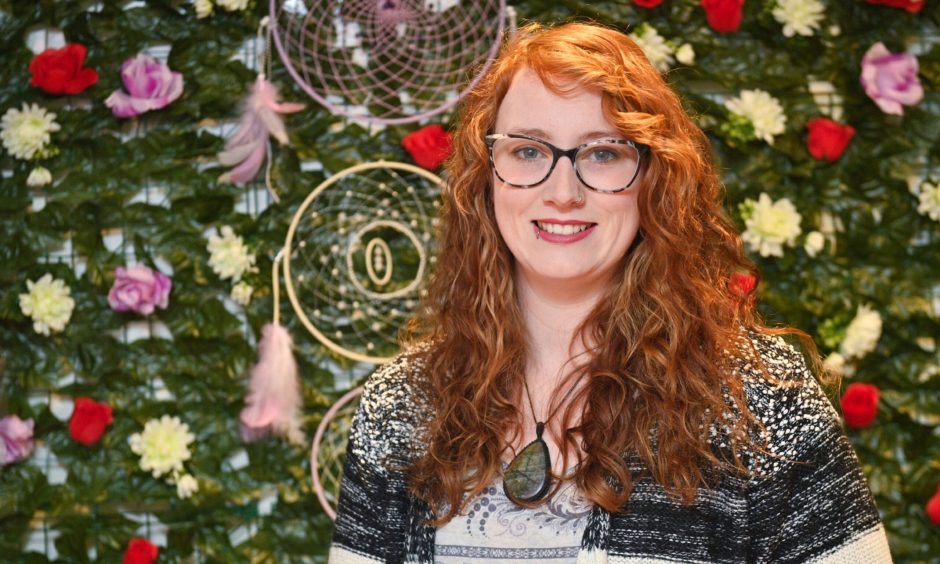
xmin=329 ymin=333 xmax=893 ymax=563
xmin=435 ymin=476 xmax=591 ymax=563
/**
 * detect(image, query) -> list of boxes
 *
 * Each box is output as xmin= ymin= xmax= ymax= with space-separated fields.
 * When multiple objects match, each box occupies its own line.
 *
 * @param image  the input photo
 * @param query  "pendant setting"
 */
xmin=503 ymin=422 xmax=552 ymax=505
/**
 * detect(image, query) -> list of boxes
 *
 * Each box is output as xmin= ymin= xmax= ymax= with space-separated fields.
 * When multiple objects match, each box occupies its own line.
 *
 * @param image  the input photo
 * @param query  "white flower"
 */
xmin=772 ymin=0 xmax=825 ymax=38
xmin=1 ymin=103 xmax=60 ymax=160
xmin=725 ymin=89 xmax=787 ymax=145
xmin=175 ymin=473 xmax=199 ymax=498
xmin=18 ymin=274 xmax=75 ymax=335
xmin=804 ymin=230 xmax=824 ymax=257
xmin=741 ymin=193 xmax=802 ymax=257
xmin=230 ymin=281 xmax=253 ymax=306
xmin=916 ymin=181 xmax=940 ymax=221
xmin=839 ymin=304 xmax=882 ymax=361
xmin=675 ymin=43 xmax=696 ymax=66
xmin=129 ymin=415 xmax=195 ymax=479
xmin=629 ymin=25 xmax=674 ymax=72
xmin=194 ymin=0 xmax=213 ymax=18
xmin=26 ymin=166 xmax=52 ymax=187
xmin=822 ymin=352 xmax=845 ymax=375
xmin=207 ymin=225 xmax=256 ymax=282
xmin=216 ymin=0 xmax=248 ymax=11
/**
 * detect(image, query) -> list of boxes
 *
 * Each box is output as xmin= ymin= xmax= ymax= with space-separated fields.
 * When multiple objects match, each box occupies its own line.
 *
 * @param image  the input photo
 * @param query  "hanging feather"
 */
xmin=240 ymin=322 xmax=305 ymax=445
xmin=218 ymin=75 xmax=305 ymax=185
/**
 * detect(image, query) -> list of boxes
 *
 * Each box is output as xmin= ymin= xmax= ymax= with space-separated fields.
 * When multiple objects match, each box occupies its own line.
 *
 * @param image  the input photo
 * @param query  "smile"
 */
xmin=534 ymin=221 xmax=594 ymax=235
xmin=532 ymin=220 xmax=597 ymax=243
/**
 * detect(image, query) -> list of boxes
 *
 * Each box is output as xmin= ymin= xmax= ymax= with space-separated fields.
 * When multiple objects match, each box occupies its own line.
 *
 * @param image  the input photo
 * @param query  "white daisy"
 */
xmin=1 ymin=103 xmax=61 ymax=160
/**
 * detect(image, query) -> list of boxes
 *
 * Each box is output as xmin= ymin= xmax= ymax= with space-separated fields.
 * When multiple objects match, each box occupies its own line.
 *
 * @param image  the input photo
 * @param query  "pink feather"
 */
xmin=218 ymin=76 xmax=305 ymax=185
xmin=240 ymin=323 xmax=305 ymax=445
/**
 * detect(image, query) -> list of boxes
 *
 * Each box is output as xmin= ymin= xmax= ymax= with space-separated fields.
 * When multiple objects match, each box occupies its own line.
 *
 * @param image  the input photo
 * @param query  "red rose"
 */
xmin=29 ymin=44 xmax=99 ymax=95
xmin=69 ymin=397 xmax=113 ymax=446
xmin=806 ymin=118 xmax=855 ymax=163
xmin=840 ymin=383 xmax=880 ymax=429
xmin=927 ymin=484 xmax=940 ymax=526
xmin=729 ymin=272 xmax=757 ymax=297
xmin=634 ymin=0 xmax=664 ymax=7
xmin=123 ymin=538 xmax=158 ymax=564
xmin=402 ymin=124 xmax=452 ymax=170
xmin=865 ymin=0 xmax=924 ymax=13
xmin=701 ymin=0 xmax=745 ymax=33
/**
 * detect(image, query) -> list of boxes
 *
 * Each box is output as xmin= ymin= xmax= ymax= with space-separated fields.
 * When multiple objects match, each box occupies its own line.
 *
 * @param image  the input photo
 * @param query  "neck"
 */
xmin=515 ymin=268 xmax=607 ymax=376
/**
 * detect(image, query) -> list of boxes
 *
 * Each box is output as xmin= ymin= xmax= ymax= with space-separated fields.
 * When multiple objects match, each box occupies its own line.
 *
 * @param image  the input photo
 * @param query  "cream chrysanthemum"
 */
xmin=175 ymin=473 xmax=199 ymax=499
xmin=675 ymin=43 xmax=696 ymax=66
xmin=741 ymin=193 xmax=802 ymax=257
xmin=772 ymin=0 xmax=825 ymax=38
xmin=18 ymin=274 xmax=75 ymax=335
xmin=1 ymin=103 xmax=60 ymax=160
xmin=230 ymin=281 xmax=253 ymax=306
xmin=194 ymin=0 xmax=213 ymax=18
xmin=629 ymin=25 xmax=674 ymax=72
xmin=27 ymin=166 xmax=52 ymax=187
xmin=725 ymin=90 xmax=787 ymax=145
xmin=916 ymin=181 xmax=940 ymax=221
xmin=840 ymin=305 xmax=882 ymax=361
xmin=207 ymin=225 xmax=256 ymax=282
xmin=129 ymin=415 xmax=195 ymax=479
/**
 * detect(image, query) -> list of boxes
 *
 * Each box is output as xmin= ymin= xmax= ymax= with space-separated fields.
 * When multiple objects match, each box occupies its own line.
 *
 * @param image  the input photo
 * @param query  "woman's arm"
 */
xmin=329 ymin=356 xmax=421 ymax=563
xmin=744 ymin=335 xmax=892 ymax=563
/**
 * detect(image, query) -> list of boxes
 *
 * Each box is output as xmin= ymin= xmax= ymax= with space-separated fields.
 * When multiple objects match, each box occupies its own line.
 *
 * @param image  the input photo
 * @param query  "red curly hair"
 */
xmin=404 ymin=22 xmax=809 ymax=524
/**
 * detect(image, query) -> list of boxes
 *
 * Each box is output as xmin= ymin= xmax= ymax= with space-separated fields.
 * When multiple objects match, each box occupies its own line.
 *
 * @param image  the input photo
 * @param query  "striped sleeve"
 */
xmin=329 ymin=356 xmax=420 ymax=563
xmin=743 ymin=335 xmax=892 ymax=563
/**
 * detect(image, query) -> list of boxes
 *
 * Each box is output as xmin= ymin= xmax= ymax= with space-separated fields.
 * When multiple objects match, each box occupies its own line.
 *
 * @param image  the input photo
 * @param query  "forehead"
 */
xmin=494 ymin=68 xmax=616 ymax=141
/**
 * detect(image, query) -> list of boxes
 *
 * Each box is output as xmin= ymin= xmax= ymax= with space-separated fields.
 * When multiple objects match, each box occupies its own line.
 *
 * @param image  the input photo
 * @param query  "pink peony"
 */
xmin=105 ymin=54 xmax=183 ymax=118
xmin=860 ymin=42 xmax=923 ymax=116
xmin=108 ymin=264 xmax=172 ymax=316
xmin=0 ymin=415 xmax=35 ymax=466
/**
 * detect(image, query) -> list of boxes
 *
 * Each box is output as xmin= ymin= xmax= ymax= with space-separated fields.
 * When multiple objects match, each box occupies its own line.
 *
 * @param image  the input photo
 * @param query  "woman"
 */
xmin=330 ymin=22 xmax=892 ymax=563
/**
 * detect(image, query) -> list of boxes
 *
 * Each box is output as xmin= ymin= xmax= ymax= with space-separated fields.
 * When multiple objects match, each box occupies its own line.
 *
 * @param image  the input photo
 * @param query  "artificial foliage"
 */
xmin=0 ymin=0 xmax=938 ymax=562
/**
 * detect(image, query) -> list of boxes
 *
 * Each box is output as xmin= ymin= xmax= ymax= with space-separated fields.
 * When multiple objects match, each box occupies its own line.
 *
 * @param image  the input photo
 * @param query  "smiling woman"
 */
xmin=329 ymin=22 xmax=892 ymax=564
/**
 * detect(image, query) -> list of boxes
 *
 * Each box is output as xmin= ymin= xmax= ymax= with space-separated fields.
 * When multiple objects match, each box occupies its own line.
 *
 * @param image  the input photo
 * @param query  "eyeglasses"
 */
xmin=484 ymin=133 xmax=649 ymax=193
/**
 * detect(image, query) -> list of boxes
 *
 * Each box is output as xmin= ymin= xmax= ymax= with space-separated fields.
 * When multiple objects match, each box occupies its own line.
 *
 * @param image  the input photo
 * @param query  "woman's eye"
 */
xmin=514 ymin=146 xmax=544 ymax=160
xmin=586 ymin=147 xmax=619 ymax=163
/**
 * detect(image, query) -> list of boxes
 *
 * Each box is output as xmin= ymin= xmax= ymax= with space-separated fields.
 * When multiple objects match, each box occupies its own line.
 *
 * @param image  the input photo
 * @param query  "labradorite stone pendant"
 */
xmin=503 ymin=422 xmax=552 ymax=505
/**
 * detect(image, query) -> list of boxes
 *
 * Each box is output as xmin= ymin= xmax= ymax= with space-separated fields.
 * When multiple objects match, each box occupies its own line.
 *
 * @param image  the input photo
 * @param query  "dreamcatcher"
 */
xmin=269 ymin=0 xmax=507 ymax=124
xmin=283 ymin=160 xmax=442 ymax=363
xmin=245 ymin=161 xmax=441 ymax=518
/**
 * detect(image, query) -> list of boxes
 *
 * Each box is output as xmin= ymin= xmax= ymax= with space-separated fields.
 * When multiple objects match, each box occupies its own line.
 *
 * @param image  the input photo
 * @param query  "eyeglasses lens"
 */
xmin=491 ymin=137 xmax=639 ymax=192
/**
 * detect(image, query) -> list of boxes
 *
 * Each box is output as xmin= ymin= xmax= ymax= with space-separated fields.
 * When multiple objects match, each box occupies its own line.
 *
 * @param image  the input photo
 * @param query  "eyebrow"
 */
xmin=508 ymin=127 xmax=625 ymax=144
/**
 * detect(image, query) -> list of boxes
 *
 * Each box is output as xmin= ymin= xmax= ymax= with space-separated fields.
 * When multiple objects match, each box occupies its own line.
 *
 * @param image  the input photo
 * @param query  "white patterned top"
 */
xmin=435 ymin=477 xmax=591 ymax=563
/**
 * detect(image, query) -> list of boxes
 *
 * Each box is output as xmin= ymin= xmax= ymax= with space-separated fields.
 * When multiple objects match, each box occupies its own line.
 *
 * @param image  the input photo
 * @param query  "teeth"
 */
xmin=536 ymin=222 xmax=591 ymax=235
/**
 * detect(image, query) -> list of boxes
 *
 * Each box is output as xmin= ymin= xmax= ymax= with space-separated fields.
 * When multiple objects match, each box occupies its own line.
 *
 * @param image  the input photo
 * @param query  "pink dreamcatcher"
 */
xmin=270 ymin=0 xmax=506 ymax=124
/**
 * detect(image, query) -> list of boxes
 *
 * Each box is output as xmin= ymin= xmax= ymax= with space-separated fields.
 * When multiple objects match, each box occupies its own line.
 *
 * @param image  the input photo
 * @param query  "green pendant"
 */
xmin=503 ymin=422 xmax=551 ymax=505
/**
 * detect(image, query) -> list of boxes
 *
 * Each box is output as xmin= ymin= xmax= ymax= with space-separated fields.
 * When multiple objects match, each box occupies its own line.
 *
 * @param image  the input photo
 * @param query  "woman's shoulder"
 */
xmin=727 ymin=329 xmax=843 ymax=473
xmin=349 ymin=345 xmax=433 ymax=468
xmin=359 ymin=345 xmax=431 ymax=422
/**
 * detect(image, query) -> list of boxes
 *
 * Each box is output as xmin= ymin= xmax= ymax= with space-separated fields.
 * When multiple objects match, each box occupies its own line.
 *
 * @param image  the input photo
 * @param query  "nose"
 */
xmin=541 ymin=156 xmax=584 ymax=207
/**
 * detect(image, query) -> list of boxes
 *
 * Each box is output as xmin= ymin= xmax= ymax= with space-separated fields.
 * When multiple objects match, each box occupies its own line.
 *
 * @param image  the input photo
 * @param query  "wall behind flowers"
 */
xmin=0 ymin=0 xmax=938 ymax=562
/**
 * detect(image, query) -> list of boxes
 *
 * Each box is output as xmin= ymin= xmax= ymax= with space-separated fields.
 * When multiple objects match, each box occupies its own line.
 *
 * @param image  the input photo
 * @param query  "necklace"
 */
xmin=502 ymin=368 xmax=585 ymax=505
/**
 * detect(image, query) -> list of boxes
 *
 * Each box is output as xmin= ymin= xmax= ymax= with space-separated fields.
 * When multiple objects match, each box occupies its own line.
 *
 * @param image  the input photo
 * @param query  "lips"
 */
xmin=532 ymin=220 xmax=596 ymax=243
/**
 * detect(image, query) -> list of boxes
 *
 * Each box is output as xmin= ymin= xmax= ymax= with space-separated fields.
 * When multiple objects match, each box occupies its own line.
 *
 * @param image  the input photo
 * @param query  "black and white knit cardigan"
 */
xmin=330 ymin=333 xmax=892 ymax=563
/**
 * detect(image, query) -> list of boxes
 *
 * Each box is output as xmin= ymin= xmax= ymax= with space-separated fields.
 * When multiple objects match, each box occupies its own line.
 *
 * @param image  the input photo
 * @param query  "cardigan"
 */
xmin=329 ymin=333 xmax=893 ymax=563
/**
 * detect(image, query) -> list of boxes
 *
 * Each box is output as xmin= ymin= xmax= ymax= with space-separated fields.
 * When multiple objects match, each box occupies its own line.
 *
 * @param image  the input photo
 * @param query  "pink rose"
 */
xmin=105 ymin=54 xmax=183 ymax=118
xmin=860 ymin=42 xmax=923 ymax=116
xmin=108 ymin=265 xmax=172 ymax=316
xmin=0 ymin=415 xmax=34 ymax=466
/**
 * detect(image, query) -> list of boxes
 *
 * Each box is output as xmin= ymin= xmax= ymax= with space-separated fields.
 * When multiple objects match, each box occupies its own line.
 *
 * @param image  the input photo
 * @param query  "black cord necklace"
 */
xmin=502 ymin=369 xmax=584 ymax=505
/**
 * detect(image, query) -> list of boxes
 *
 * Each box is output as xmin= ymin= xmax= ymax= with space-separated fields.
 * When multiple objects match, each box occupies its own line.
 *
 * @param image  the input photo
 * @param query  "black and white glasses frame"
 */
xmin=484 ymin=133 xmax=650 ymax=193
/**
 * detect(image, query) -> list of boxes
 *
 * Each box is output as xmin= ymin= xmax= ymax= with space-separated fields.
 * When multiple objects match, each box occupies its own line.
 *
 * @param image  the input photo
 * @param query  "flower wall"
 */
xmin=0 ymin=0 xmax=938 ymax=561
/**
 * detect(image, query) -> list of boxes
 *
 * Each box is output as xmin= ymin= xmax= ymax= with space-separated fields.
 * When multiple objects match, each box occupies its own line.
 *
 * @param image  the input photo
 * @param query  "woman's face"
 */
xmin=491 ymin=69 xmax=642 ymax=294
